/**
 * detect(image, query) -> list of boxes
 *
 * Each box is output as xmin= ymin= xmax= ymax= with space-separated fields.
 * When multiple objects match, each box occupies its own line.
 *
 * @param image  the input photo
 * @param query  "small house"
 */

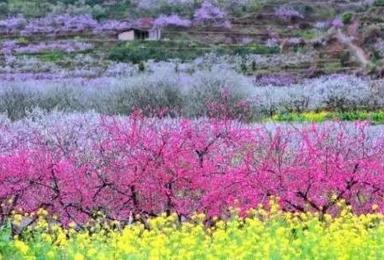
xmin=117 ymin=27 xmax=161 ymax=41
xmin=117 ymin=17 xmax=161 ymax=41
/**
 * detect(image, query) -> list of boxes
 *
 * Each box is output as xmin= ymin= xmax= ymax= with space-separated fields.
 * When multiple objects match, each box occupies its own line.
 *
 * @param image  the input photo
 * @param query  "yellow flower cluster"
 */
xmin=3 ymin=201 xmax=384 ymax=259
xmin=270 ymin=110 xmax=384 ymax=123
xmin=271 ymin=111 xmax=330 ymax=122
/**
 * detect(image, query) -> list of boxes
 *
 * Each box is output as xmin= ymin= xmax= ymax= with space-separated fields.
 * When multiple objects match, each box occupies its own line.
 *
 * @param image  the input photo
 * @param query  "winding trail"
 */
xmin=334 ymin=28 xmax=372 ymax=68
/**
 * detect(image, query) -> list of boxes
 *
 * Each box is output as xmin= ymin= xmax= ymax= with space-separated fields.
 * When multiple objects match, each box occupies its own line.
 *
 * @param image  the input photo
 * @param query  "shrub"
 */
xmin=38 ymin=51 xmax=67 ymax=62
xmin=108 ymin=42 xmax=207 ymax=63
xmin=183 ymin=67 xmax=254 ymax=120
xmin=230 ymin=43 xmax=280 ymax=56
xmin=109 ymin=45 xmax=166 ymax=64
xmin=341 ymin=12 xmax=353 ymax=24
xmin=274 ymin=5 xmax=304 ymax=22
xmin=0 ymin=86 xmax=37 ymax=121
xmin=112 ymin=83 xmax=184 ymax=118
xmin=0 ymin=3 xmax=8 ymax=18
xmin=91 ymin=4 xmax=107 ymax=20
xmin=0 ymin=71 xmax=380 ymax=121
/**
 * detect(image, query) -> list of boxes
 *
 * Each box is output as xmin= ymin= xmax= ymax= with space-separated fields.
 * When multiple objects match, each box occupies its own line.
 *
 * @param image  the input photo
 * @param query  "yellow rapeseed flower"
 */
xmin=14 ymin=240 xmax=29 ymax=255
xmin=74 ymin=253 xmax=85 ymax=260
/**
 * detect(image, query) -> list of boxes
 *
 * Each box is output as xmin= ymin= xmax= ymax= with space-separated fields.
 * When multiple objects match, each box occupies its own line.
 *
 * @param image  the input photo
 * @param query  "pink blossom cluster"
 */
xmin=1 ymin=116 xmax=384 ymax=224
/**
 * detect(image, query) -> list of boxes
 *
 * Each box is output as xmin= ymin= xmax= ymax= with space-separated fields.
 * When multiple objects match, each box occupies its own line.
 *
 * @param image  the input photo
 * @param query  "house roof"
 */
xmin=133 ymin=17 xmax=155 ymax=29
xmin=117 ymin=28 xmax=148 ymax=34
xmin=115 ymin=17 xmax=158 ymax=34
xmin=117 ymin=26 xmax=159 ymax=34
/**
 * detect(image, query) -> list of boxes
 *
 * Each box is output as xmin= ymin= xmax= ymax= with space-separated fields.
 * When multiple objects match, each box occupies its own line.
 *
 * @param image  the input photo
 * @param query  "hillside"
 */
xmin=0 ymin=0 xmax=383 ymax=80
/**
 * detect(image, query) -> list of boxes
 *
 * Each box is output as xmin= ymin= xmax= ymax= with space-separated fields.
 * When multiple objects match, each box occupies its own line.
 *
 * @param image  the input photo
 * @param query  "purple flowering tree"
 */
xmin=193 ymin=0 xmax=231 ymax=28
xmin=274 ymin=6 xmax=304 ymax=22
xmin=21 ymin=14 xmax=99 ymax=36
xmin=331 ymin=17 xmax=344 ymax=29
xmin=154 ymin=14 xmax=192 ymax=28
xmin=0 ymin=15 xmax=135 ymax=36
xmin=0 ymin=16 xmax=27 ymax=34
xmin=93 ymin=20 xmax=132 ymax=33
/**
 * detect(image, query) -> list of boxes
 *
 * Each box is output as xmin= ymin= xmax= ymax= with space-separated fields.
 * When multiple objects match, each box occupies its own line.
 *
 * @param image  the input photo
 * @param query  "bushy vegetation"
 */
xmin=374 ymin=0 xmax=384 ymax=6
xmin=108 ymin=41 xmax=209 ymax=64
xmin=341 ymin=12 xmax=354 ymax=24
xmin=108 ymin=41 xmax=279 ymax=64
xmin=0 ymin=71 xmax=382 ymax=121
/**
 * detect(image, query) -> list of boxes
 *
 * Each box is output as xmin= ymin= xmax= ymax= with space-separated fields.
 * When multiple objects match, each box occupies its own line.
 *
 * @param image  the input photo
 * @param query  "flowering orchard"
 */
xmin=1 ymin=71 xmax=382 ymax=121
xmin=1 ymin=114 xmax=384 ymax=226
xmin=0 ymin=1 xmax=230 ymax=37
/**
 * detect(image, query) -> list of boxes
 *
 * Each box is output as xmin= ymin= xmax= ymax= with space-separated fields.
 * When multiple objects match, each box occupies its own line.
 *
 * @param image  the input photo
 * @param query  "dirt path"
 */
xmin=334 ymin=29 xmax=373 ymax=68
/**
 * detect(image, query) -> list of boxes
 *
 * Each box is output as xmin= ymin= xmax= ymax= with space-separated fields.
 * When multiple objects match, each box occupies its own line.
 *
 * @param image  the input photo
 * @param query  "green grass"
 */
xmin=108 ymin=40 xmax=279 ymax=63
xmin=374 ymin=0 xmax=384 ymax=6
xmin=36 ymin=51 xmax=68 ymax=63
xmin=295 ymin=29 xmax=317 ymax=40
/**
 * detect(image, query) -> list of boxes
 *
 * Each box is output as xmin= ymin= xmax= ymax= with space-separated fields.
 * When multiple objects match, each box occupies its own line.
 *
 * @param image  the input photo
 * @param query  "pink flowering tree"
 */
xmin=1 ymin=117 xmax=384 ymax=226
